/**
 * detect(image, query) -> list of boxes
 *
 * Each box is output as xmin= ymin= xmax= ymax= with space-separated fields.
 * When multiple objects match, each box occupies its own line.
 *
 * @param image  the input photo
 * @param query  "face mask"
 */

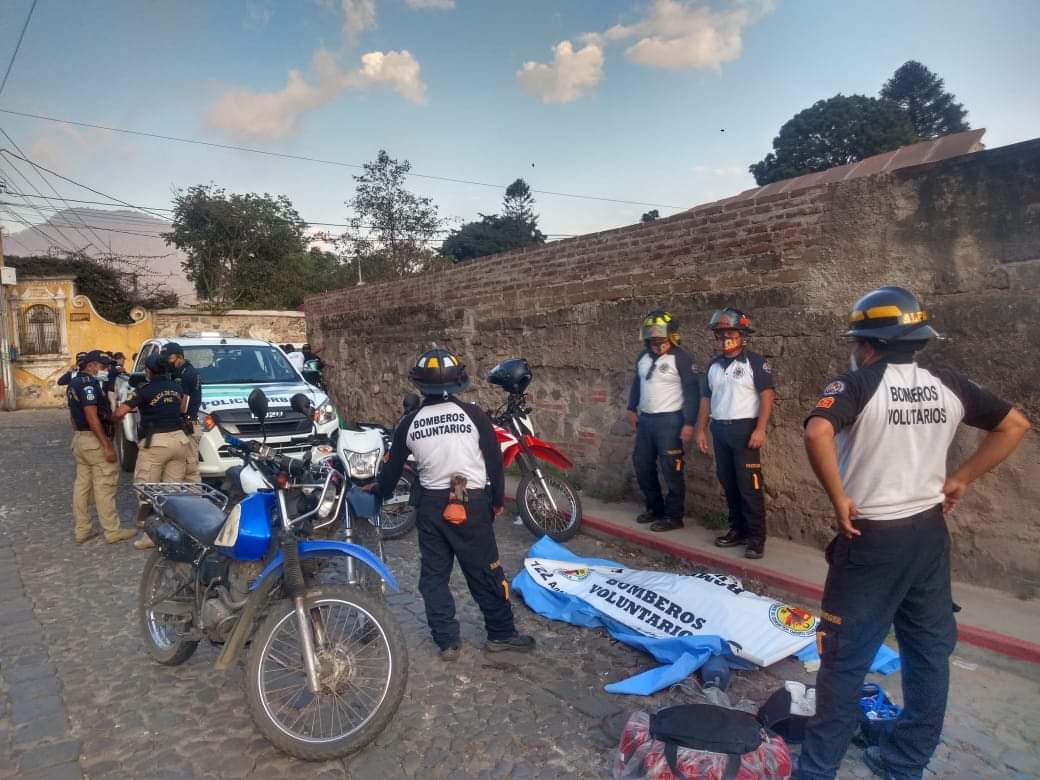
xmin=716 ymin=335 xmax=742 ymax=355
xmin=98 ymin=370 xmax=110 ymax=382
xmin=849 ymin=344 xmax=867 ymax=372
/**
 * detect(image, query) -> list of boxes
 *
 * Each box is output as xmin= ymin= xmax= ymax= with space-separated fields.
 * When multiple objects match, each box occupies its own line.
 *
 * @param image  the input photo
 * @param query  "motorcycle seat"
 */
xmin=162 ymin=496 xmax=226 ymax=545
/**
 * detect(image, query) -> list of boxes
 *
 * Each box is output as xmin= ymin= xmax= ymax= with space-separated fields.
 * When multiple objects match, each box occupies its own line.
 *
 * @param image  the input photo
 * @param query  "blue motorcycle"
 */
xmin=134 ymin=389 xmax=408 ymax=761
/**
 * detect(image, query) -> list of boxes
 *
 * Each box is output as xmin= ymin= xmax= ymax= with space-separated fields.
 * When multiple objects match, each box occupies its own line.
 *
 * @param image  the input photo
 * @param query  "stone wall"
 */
xmin=306 ymin=139 xmax=1040 ymax=592
xmin=153 ymin=309 xmax=307 ymax=344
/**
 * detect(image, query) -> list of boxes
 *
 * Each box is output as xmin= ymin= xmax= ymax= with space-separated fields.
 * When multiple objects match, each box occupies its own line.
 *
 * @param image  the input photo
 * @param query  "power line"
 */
xmin=0 ymin=126 xmax=112 ymax=250
xmin=0 ymin=148 xmax=171 ymax=221
xmin=0 ymin=107 xmax=687 ymax=211
xmin=0 ymin=202 xmax=72 ymax=253
xmin=0 ymin=198 xmax=579 ymax=238
xmin=0 ymin=159 xmax=81 ymax=251
xmin=0 ymin=0 xmax=38 ymax=98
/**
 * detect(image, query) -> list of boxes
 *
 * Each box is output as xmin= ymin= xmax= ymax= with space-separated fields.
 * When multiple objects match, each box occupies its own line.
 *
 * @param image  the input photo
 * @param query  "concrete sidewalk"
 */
xmin=507 ymin=476 xmax=1040 ymax=665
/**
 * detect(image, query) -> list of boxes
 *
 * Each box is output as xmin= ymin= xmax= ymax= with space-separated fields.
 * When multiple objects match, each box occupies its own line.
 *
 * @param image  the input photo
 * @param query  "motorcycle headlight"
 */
xmin=344 ymin=448 xmax=381 ymax=480
xmin=314 ymin=401 xmax=336 ymax=425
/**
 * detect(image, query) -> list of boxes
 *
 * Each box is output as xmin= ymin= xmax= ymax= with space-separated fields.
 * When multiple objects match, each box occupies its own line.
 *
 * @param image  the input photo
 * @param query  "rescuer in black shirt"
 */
xmin=796 ymin=287 xmax=1030 ymax=780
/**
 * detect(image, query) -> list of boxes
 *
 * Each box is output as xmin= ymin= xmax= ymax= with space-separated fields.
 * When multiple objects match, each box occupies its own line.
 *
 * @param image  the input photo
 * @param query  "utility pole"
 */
xmin=0 ymin=225 xmax=18 ymax=410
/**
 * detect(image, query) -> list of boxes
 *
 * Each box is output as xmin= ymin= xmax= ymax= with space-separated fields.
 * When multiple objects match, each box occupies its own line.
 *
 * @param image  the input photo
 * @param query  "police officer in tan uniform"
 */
xmin=68 ymin=350 xmax=136 ymax=544
xmin=113 ymin=353 xmax=189 ymax=550
xmin=161 ymin=342 xmax=203 ymax=483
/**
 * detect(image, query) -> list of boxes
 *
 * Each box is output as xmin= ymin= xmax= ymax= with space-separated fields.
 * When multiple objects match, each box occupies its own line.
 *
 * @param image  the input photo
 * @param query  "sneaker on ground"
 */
xmin=75 ymin=530 xmax=99 ymax=544
xmin=105 ymin=528 xmax=138 ymax=544
xmin=134 ymin=535 xmax=156 ymax=550
xmin=635 ymin=512 xmax=661 ymax=524
xmin=440 ymin=643 xmax=461 ymax=662
xmin=485 ymin=634 xmax=536 ymax=653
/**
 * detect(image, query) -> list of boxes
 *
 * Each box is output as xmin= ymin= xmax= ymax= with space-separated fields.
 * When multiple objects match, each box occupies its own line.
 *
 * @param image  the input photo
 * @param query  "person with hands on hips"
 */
xmin=797 ymin=286 xmax=1029 ymax=780
xmin=374 ymin=348 xmax=535 ymax=662
xmin=67 ymin=350 xmax=136 ymax=545
xmin=626 ymin=310 xmax=701 ymax=533
xmin=695 ymin=308 xmax=775 ymax=559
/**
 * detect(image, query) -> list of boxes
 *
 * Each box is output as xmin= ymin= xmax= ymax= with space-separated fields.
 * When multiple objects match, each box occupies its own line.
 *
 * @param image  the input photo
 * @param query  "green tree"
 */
xmin=749 ymin=94 xmax=917 ymax=185
xmin=5 ymin=252 xmax=177 ymax=322
xmin=342 ymin=150 xmax=443 ymax=281
xmin=641 ymin=209 xmax=660 ymax=223
xmin=164 ymin=185 xmax=309 ymax=309
xmin=880 ymin=60 xmax=969 ymax=139
xmin=439 ymin=178 xmax=545 ymax=262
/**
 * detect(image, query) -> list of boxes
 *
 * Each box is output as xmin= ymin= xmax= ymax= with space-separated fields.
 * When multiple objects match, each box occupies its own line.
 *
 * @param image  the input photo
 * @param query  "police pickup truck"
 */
xmin=113 ymin=334 xmax=337 ymax=480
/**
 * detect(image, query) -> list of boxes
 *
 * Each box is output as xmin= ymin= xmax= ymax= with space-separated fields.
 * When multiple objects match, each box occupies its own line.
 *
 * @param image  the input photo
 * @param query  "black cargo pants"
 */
xmin=416 ymin=489 xmax=516 ymax=650
xmin=798 ymin=505 xmax=957 ymax=780
xmin=710 ymin=418 xmax=766 ymax=543
xmin=633 ymin=411 xmax=686 ymax=520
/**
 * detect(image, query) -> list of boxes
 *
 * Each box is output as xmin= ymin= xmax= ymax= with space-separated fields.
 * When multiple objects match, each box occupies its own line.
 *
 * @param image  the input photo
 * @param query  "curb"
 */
xmin=578 ymin=514 xmax=1040 ymax=666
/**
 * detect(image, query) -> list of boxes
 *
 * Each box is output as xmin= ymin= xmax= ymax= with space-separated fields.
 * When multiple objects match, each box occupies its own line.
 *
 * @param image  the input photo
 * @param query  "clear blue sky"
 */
xmin=1 ymin=0 xmax=1037 ymax=242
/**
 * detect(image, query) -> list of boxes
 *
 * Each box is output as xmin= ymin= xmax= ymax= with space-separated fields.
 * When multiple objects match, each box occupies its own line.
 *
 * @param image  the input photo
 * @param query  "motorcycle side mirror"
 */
xmin=403 ymin=393 xmax=421 ymax=415
xmin=290 ymin=393 xmax=314 ymax=416
xmin=248 ymin=388 xmax=269 ymax=422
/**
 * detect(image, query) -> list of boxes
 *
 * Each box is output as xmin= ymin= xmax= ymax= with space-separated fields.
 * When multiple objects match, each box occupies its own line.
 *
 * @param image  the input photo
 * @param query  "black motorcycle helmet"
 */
xmin=708 ymin=308 xmax=754 ymax=333
xmin=641 ymin=310 xmax=681 ymax=345
xmin=844 ymin=286 xmax=939 ymax=343
xmin=409 ymin=348 xmax=470 ymax=396
xmin=488 ymin=358 xmax=532 ymax=394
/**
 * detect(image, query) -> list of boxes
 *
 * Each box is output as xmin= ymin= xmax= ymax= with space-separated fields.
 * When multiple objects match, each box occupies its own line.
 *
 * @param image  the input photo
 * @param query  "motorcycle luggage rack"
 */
xmin=133 ymin=482 xmax=229 ymax=513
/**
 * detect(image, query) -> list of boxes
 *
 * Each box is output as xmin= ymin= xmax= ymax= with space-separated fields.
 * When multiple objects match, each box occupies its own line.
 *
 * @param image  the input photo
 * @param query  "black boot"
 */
xmin=650 ymin=518 xmax=684 ymax=533
xmin=485 ymin=634 xmax=536 ymax=653
xmin=714 ymin=530 xmax=747 ymax=548
xmin=635 ymin=512 xmax=661 ymax=524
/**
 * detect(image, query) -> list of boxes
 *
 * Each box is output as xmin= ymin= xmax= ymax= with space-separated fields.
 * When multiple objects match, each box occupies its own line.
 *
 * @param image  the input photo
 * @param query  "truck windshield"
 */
xmin=183 ymin=345 xmax=299 ymax=385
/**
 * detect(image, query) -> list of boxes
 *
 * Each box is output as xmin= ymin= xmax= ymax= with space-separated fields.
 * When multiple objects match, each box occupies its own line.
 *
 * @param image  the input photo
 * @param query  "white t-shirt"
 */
xmin=627 ymin=347 xmax=700 ymax=423
xmin=705 ymin=350 xmax=774 ymax=422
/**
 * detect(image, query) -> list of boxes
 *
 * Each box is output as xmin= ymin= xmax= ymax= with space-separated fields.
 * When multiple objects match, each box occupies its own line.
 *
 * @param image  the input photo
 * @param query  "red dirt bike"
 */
xmin=487 ymin=359 xmax=583 ymax=542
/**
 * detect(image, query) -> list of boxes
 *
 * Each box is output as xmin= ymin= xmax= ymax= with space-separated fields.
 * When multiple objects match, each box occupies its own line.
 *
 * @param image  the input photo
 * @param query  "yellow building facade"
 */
xmin=3 ymin=275 xmax=154 ymax=408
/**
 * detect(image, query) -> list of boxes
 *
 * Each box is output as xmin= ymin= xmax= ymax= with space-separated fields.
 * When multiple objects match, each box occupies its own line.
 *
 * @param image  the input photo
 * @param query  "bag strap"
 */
xmin=662 ymin=741 xmax=741 ymax=780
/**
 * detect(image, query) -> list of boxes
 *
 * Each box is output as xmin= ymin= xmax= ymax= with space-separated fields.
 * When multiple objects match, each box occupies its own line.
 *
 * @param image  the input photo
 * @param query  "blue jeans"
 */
xmin=633 ymin=411 xmax=685 ymax=520
xmin=798 ymin=505 xmax=956 ymax=780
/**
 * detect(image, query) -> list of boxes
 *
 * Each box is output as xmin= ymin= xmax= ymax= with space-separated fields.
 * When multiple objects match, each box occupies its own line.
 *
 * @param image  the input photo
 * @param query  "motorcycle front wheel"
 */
xmin=245 ymin=585 xmax=408 ymax=761
xmin=138 ymin=551 xmax=199 ymax=665
xmin=379 ymin=470 xmax=417 ymax=540
xmin=517 ymin=470 xmax=583 ymax=542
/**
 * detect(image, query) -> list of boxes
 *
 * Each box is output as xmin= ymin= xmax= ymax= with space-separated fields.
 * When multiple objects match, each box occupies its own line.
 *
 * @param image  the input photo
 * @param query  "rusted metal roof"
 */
xmin=690 ymin=129 xmax=986 ymax=212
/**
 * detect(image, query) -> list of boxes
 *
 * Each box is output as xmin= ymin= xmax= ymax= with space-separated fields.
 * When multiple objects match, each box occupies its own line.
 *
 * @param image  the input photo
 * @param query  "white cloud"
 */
xmin=208 ymin=48 xmax=426 ymax=140
xmin=405 ymin=0 xmax=455 ymax=8
xmin=340 ymin=0 xmax=376 ymax=43
xmin=26 ymin=126 xmax=129 ymax=170
xmin=520 ymin=1 xmax=772 ymax=103
xmin=517 ymin=41 xmax=604 ymax=105
xmin=605 ymin=0 xmax=772 ymax=71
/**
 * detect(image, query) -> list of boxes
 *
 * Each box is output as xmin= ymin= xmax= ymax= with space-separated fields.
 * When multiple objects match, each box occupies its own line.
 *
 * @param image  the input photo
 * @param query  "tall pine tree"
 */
xmin=880 ymin=61 xmax=969 ymax=139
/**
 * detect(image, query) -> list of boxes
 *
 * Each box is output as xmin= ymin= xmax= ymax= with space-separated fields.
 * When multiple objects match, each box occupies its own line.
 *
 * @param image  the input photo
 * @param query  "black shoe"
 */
xmin=485 ymin=634 xmax=536 ymax=653
xmin=650 ymin=518 xmax=684 ymax=533
xmin=439 ymin=642 xmax=461 ymax=662
xmin=635 ymin=512 xmax=662 ymax=524
xmin=862 ymin=747 xmax=896 ymax=779
xmin=744 ymin=542 xmax=765 ymax=560
xmin=714 ymin=530 xmax=747 ymax=548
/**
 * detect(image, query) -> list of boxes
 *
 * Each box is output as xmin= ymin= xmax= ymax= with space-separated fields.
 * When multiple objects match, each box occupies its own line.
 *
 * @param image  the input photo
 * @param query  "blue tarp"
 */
xmin=511 ymin=537 xmax=900 ymax=695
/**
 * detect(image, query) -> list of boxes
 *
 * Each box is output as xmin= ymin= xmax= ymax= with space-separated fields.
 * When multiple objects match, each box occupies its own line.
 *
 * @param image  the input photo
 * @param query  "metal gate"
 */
xmin=19 ymin=304 xmax=60 ymax=355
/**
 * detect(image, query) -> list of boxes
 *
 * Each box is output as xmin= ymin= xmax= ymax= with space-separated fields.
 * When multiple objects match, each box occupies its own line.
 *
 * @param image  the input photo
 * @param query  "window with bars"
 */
xmin=19 ymin=304 xmax=61 ymax=356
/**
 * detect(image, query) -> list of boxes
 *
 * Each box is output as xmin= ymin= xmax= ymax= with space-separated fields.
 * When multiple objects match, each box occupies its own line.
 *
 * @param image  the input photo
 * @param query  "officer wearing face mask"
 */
xmin=626 ymin=310 xmax=701 ymax=533
xmin=695 ymin=308 xmax=775 ymax=559
xmin=797 ymin=287 xmax=1029 ymax=780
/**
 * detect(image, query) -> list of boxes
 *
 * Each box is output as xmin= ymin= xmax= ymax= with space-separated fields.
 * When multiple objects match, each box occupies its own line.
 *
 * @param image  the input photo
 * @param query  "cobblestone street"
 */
xmin=1 ymin=410 xmax=1038 ymax=779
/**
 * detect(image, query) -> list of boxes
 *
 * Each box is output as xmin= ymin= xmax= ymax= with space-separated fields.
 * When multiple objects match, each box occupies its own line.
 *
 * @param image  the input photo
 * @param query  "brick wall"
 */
xmin=307 ymin=139 xmax=1040 ymax=592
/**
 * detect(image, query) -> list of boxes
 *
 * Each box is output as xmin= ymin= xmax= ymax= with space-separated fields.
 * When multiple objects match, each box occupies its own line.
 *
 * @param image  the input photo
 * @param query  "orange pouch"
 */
xmin=443 ymin=500 xmax=467 ymax=525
